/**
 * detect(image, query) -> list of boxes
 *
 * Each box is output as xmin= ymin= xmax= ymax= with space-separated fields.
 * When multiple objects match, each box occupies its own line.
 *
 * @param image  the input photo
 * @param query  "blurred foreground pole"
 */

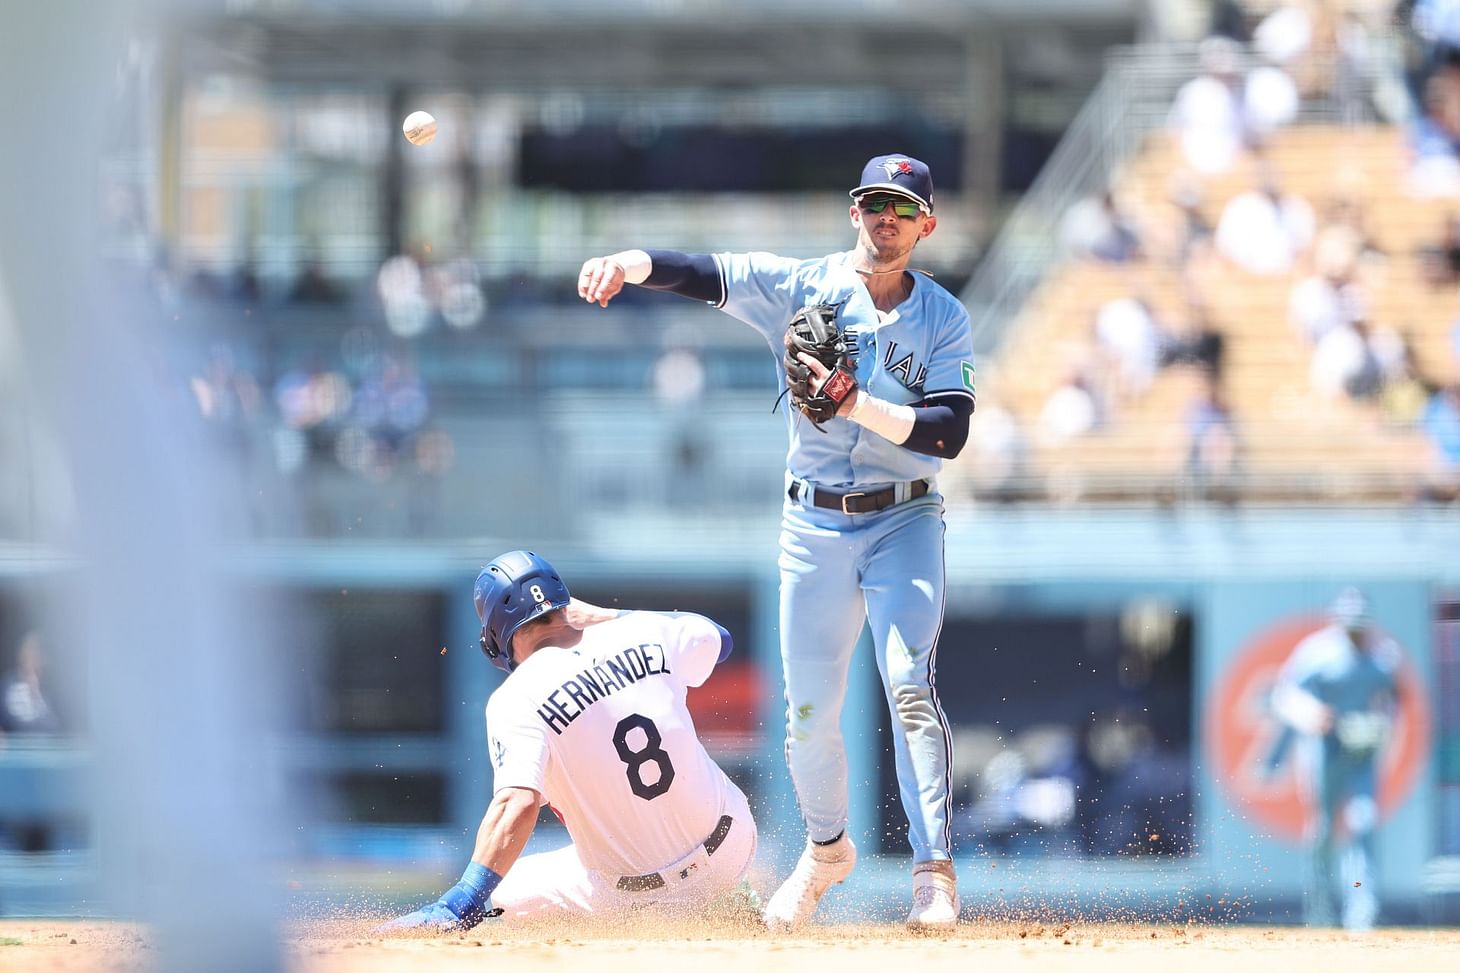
xmin=0 ymin=3 xmax=284 ymax=970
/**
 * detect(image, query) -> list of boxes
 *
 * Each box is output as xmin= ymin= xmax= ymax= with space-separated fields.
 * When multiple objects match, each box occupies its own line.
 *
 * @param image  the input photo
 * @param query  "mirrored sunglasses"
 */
xmin=858 ymin=196 xmax=923 ymax=218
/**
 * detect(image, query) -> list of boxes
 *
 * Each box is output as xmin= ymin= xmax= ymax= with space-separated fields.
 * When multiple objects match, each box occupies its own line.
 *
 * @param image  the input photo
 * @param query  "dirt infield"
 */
xmin=4 ymin=918 xmax=1459 ymax=973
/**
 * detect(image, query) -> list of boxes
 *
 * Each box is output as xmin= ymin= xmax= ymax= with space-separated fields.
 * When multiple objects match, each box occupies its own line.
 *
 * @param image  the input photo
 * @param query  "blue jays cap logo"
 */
xmin=851 ymin=153 xmax=933 ymax=212
xmin=879 ymin=158 xmax=915 ymax=180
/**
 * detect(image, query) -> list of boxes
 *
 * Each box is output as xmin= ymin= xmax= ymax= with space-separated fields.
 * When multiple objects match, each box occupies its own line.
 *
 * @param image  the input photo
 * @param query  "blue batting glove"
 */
xmin=376 ymin=862 xmax=504 ymax=935
xmin=378 ymin=901 xmax=468 ymax=934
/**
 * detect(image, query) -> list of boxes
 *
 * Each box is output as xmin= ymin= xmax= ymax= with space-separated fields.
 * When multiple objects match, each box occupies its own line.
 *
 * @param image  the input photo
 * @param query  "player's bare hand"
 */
xmin=795 ymin=352 xmax=860 ymax=417
xmin=565 ymin=597 xmax=623 ymax=629
xmin=578 ymin=257 xmax=625 ymax=307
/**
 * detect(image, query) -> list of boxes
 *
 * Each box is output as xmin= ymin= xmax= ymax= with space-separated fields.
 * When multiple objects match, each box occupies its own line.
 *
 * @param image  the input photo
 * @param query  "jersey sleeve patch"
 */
xmin=486 ymin=694 xmax=552 ymax=795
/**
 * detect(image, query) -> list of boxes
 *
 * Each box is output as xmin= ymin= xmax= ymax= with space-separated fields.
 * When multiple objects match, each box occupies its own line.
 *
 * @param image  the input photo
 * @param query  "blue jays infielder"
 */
xmin=578 ymin=155 xmax=974 ymax=930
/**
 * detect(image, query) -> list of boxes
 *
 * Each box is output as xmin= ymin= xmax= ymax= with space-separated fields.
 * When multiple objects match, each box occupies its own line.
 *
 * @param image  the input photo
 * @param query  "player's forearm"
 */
xmin=408 ymin=790 xmax=536 ymax=930
xmin=613 ymin=248 xmax=722 ymax=304
xmin=847 ymin=393 xmax=971 ymax=459
xmin=596 ymin=248 xmax=722 ymax=303
xmin=470 ymin=787 xmax=540 ymax=876
xmin=904 ymin=400 xmax=971 ymax=458
xmin=1271 ymin=683 xmax=1331 ymax=735
xmin=604 ymin=249 xmax=652 ymax=285
xmin=566 ymin=600 xmax=728 ymax=661
xmin=846 ymin=390 xmax=915 ymax=444
xmin=576 ymin=605 xmax=733 ymax=663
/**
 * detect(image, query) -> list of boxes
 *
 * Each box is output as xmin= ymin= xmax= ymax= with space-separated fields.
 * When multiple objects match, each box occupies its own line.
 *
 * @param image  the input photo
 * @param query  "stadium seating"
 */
xmin=970 ymin=126 xmax=1445 ymax=504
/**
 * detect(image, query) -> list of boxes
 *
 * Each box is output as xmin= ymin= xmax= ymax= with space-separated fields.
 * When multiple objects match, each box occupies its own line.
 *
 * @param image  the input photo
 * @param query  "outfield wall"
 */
xmin=2 ymin=506 xmax=1457 ymax=922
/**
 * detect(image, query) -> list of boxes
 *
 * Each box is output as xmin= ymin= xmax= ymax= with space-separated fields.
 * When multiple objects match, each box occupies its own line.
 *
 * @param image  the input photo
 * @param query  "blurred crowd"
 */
xmin=170 ymin=245 xmax=481 ymax=535
xmin=171 ymin=236 xmax=747 ymax=533
xmin=101 ymin=1 xmax=1460 ymax=520
xmin=964 ymin=0 xmax=1460 ymax=506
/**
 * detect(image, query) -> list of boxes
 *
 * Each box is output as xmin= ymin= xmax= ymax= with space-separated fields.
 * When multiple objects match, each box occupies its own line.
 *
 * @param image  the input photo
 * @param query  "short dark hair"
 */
xmin=511 ymin=606 xmax=564 ymax=652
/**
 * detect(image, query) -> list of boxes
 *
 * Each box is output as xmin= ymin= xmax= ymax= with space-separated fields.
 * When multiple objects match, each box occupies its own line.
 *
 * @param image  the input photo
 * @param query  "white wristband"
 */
xmin=608 ymin=249 xmax=652 ymax=285
xmin=847 ymin=390 xmax=915 ymax=444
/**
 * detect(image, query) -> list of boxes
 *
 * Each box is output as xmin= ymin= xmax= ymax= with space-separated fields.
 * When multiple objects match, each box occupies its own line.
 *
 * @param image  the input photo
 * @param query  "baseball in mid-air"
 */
xmin=402 ymin=110 xmax=438 ymax=146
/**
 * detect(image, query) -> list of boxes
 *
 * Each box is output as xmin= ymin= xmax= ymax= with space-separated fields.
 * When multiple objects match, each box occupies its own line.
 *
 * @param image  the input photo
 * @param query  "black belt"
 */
xmin=789 ymin=479 xmax=930 ymax=515
xmin=616 ymin=814 xmax=734 ymax=892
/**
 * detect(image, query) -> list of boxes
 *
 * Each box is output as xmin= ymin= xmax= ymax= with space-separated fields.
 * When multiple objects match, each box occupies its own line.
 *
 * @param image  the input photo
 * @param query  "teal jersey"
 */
xmin=1278 ymin=625 xmax=1400 ymax=719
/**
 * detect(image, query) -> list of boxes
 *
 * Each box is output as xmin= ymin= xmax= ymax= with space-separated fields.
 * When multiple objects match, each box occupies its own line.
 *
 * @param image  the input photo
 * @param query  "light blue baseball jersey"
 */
xmin=712 ymin=250 xmax=976 ymax=488
xmin=1272 ymin=622 xmax=1399 ymax=931
xmin=705 ymin=247 xmax=969 ymax=863
xmin=1277 ymin=626 xmax=1400 ymax=721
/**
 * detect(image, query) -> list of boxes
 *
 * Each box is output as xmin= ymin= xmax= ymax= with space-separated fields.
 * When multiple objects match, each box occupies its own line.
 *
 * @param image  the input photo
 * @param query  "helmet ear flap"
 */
xmin=480 ymin=630 xmax=512 ymax=671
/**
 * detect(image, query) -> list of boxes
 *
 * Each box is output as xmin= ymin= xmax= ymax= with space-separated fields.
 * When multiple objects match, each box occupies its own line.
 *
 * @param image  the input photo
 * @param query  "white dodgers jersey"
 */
xmin=485 ymin=611 xmax=732 ymax=879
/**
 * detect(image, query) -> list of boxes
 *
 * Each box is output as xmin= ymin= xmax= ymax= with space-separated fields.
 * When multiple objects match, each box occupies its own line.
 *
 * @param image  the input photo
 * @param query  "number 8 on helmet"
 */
xmin=474 ymin=550 xmax=572 ymax=673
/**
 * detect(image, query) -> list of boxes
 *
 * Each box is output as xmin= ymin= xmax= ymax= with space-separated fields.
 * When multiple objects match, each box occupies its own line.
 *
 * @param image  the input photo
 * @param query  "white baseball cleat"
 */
xmin=906 ymin=861 xmax=959 ymax=930
xmin=762 ymin=834 xmax=856 ymax=930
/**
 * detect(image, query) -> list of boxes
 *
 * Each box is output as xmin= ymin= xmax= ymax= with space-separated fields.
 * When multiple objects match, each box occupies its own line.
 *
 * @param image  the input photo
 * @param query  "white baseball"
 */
xmin=402 ymin=110 xmax=438 ymax=146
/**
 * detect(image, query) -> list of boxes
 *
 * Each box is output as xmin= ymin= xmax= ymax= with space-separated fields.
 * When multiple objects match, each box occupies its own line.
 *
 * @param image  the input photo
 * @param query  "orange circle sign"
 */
xmin=1206 ymin=616 xmax=1431 ymax=842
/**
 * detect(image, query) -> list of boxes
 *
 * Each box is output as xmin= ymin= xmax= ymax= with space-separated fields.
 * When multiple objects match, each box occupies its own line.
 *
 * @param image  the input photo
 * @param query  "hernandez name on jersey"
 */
xmin=485 ymin=611 xmax=733 ymax=878
xmin=532 ymin=641 xmax=674 ymax=735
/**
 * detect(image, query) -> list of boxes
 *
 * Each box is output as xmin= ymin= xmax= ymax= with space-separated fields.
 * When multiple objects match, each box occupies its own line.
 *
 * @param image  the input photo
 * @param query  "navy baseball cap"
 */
xmin=851 ymin=154 xmax=934 ymax=213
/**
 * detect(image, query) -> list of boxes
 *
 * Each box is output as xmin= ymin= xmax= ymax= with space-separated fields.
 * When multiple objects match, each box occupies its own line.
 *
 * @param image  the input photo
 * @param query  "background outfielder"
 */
xmin=577 ymin=154 xmax=975 ymax=929
xmin=1271 ymin=587 xmax=1401 ymax=931
xmin=382 ymin=550 xmax=756 ymax=930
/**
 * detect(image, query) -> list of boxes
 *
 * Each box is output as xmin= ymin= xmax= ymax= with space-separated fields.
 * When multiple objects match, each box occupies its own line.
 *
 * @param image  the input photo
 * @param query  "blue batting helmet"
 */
xmin=473 ymin=550 xmax=571 ymax=673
